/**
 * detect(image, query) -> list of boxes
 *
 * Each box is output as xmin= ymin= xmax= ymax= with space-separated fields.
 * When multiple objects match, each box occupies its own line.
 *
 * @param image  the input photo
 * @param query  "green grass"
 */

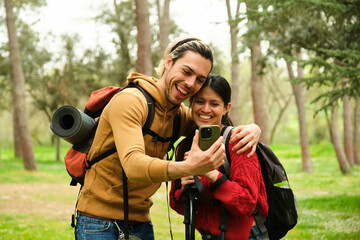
xmin=0 ymin=144 xmax=359 ymax=240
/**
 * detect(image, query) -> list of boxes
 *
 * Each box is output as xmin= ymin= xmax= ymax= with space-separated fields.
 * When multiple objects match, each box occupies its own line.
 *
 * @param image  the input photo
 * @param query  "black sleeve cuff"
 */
xmin=210 ymin=174 xmax=228 ymax=192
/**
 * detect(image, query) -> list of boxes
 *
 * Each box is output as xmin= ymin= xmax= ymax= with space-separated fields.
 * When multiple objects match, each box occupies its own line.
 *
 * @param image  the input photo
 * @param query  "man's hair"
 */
xmin=155 ymin=37 xmax=214 ymax=77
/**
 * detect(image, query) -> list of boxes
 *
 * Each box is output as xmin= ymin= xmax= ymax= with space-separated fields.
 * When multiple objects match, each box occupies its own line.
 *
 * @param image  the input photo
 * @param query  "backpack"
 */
xmin=51 ymin=83 xmax=181 ymax=237
xmin=222 ymin=126 xmax=298 ymax=240
xmin=50 ymin=83 xmax=181 ymax=187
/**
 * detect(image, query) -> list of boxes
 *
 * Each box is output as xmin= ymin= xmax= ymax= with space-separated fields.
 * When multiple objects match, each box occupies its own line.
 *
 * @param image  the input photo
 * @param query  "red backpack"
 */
xmin=50 ymin=83 xmax=180 ymax=186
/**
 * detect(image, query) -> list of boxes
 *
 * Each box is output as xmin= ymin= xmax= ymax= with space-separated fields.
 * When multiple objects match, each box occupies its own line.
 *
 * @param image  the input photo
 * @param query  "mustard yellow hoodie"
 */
xmin=77 ymin=73 xmax=193 ymax=222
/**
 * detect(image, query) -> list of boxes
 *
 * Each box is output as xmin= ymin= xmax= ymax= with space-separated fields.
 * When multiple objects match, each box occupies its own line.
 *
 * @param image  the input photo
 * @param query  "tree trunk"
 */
xmin=157 ymin=0 xmax=170 ymax=56
xmin=135 ymin=0 xmax=152 ymax=75
xmin=342 ymin=78 xmax=354 ymax=167
xmin=226 ymin=0 xmax=241 ymax=125
xmin=286 ymin=58 xmax=312 ymax=172
xmin=13 ymin=116 xmax=22 ymax=158
xmin=331 ymin=102 xmax=350 ymax=174
xmin=5 ymin=0 xmax=37 ymax=171
xmin=250 ymin=44 xmax=269 ymax=144
xmin=296 ymin=59 xmax=312 ymax=172
xmin=354 ymin=97 xmax=360 ymax=164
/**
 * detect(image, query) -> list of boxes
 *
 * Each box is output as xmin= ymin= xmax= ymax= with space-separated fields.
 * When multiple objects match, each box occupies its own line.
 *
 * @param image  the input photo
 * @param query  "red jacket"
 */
xmin=170 ymin=137 xmax=268 ymax=240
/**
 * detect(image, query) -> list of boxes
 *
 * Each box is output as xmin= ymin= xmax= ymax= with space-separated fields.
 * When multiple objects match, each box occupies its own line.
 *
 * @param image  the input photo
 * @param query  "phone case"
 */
xmin=199 ymin=125 xmax=220 ymax=151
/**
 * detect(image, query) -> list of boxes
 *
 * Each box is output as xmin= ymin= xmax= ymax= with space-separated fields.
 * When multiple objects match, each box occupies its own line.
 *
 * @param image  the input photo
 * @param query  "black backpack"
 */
xmin=221 ymin=126 xmax=298 ymax=240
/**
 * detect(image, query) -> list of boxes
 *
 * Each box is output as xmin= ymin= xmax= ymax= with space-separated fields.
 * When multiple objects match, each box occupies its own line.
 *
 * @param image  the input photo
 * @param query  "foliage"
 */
xmin=0 ymin=49 xmax=11 ymax=111
xmin=0 ymin=144 xmax=359 ymax=239
xmin=95 ymin=0 xmax=136 ymax=86
xmin=252 ymin=0 xmax=360 ymax=110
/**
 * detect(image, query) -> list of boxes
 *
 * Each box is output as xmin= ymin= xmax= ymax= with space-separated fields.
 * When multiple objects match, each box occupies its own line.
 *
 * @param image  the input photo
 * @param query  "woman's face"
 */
xmin=191 ymin=86 xmax=231 ymax=127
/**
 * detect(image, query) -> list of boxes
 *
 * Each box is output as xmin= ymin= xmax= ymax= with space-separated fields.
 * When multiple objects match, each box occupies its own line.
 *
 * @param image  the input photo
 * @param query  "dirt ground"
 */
xmin=0 ymin=183 xmax=79 ymax=221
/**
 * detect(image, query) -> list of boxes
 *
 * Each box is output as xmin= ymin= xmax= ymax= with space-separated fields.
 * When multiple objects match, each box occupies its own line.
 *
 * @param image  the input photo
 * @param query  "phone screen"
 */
xmin=199 ymin=125 xmax=220 ymax=151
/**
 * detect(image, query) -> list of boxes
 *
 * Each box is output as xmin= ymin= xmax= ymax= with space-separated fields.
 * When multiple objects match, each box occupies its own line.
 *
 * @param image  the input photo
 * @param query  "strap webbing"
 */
xmin=86 ymin=147 xmax=117 ymax=169
xmin=218 ymin=205 xmax=229 ymax=240
xmin=210 ymin=175 xmax=228 ymax=192
xmin=123 ymin=169 xmax=129 ymax=240
xmin=181 ymin=175 xmax=204 ymax=240
xmin=253 ymin=207 xmax=269 ymax=240
xmin=221 ymin=126 xmax=233 ymax=178
xmin=217 ymin=126 xmax=233 ymax=240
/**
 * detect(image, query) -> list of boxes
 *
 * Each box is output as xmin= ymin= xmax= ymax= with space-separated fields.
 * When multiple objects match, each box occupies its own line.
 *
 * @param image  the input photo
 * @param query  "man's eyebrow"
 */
xmin=184 ymin=65 xmax=207 ymax=81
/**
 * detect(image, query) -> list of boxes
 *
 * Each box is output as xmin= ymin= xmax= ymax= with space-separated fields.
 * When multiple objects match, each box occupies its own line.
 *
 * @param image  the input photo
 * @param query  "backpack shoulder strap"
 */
xmin=217 ymin=126 xmax=233 ymax=240
xmin=168 ymin=110 xmax=182 ymax=151
xmin=126 ymin=83 xmax=155 ymax=133
xmin=220 ymin=126 xmax=233 ymax=178
xmin=253 ymin=206 xmax=269 ymax=240
xmin=168 ymin=135 xmax=186 ymax=161
xmin=86 ymin=83 xmax=155 ymax=166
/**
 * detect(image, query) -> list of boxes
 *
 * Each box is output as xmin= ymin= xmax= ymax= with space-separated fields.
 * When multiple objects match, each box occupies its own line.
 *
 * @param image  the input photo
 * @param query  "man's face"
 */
xmin=162 ymin=51 xmax=212 ymax=105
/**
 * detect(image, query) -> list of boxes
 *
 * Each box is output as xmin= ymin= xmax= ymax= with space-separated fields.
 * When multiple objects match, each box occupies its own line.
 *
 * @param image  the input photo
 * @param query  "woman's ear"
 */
xmin=224 ymin=102 xmax=232 ymax=115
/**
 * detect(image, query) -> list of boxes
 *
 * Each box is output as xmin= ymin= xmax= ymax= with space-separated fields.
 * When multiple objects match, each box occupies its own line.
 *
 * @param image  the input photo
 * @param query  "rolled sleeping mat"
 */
xmin=50 ymin=105 xmax=95 ymax=145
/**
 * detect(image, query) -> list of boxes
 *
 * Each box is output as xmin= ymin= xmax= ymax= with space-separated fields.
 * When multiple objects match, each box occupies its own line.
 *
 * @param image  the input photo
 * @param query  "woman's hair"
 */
xmin=155 ymin=37 xmax=214 ymax=77
xmin=190 ymin=73 xmax=233 ymax=126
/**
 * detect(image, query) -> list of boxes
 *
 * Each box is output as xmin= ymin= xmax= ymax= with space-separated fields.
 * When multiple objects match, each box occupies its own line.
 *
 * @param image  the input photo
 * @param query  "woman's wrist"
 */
xmin=205 ymin=170 xmax=221 ymax=183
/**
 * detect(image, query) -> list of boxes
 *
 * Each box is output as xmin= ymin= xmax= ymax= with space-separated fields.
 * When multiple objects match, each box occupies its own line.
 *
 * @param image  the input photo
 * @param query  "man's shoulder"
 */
xmin=105 ymin=88 xmax=149 ymax=117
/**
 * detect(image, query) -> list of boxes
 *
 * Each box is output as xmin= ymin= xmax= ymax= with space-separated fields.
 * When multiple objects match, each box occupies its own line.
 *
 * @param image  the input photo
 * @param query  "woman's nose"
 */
xmin=202 ymin=103 xmax=211 ymax=112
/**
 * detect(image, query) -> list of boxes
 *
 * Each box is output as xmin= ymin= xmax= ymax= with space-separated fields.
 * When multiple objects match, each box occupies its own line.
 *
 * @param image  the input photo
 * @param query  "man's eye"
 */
xmin=196 ymin=78 xmax=205 ymax=84
xmin=183 ymin=70 xmax=191 ymax=75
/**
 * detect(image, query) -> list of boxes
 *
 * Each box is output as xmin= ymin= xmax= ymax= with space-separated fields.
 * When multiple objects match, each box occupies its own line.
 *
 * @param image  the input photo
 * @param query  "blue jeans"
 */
xmin=249 ymin=225 xmax=263 ymax=240
xmin=75 ymin=215 xmax=154 ymax=240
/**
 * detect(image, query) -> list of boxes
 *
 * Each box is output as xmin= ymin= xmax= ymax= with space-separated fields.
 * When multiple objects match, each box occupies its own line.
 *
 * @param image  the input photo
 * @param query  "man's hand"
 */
xmin=229 ymin=123 xmax=261 ymax=157
xmin=168 ymin=130 xmax=225 ymax=180
xmin=185 ymin=130 xmax=225 ymax=175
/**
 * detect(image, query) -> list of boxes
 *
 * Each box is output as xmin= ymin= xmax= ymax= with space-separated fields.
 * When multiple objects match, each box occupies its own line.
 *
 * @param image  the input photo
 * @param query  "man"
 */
xmin=75 ymin=37 xmax=261 ymax=240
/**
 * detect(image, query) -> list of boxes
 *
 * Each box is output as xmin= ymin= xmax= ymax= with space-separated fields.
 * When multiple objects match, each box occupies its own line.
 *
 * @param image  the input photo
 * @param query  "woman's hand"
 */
xmin=181 ymin=176 xmax=195 ymax=186
xmin=229 ymin=123 xmax=261 ymax=157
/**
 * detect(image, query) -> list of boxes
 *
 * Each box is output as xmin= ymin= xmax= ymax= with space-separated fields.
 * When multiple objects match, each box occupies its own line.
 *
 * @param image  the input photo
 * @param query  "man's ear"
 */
xmin=164 ymin=56 xmax=173 ymax=70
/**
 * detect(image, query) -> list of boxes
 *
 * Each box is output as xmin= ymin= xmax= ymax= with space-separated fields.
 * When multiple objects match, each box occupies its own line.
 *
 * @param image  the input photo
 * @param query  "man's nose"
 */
xmin=184 ymin=76 xmax=196 ymax=89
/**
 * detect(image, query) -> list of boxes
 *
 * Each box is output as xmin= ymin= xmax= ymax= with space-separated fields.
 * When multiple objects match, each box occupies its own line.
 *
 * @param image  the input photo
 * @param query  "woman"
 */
xmin=170 ymin=74 xmax=268 ymax=240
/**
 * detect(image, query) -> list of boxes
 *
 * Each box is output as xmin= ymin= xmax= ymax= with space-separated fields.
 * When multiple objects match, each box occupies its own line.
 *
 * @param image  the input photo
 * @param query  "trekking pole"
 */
xmin=189 ymin=190 xmax=197 ymax=240
xmin=183 ymin=191 xmax=191 ymax=240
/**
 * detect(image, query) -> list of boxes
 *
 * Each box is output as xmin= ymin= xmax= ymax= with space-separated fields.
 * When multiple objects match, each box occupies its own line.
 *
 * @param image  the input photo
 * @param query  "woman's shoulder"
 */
xmin=227 ymin=139 xmax=258 ymax=167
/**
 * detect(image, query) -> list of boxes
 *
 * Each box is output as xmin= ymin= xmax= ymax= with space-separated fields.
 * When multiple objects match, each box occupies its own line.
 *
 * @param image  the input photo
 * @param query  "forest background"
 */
xmin=0 ymin=0 xmax=359 ymax=239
